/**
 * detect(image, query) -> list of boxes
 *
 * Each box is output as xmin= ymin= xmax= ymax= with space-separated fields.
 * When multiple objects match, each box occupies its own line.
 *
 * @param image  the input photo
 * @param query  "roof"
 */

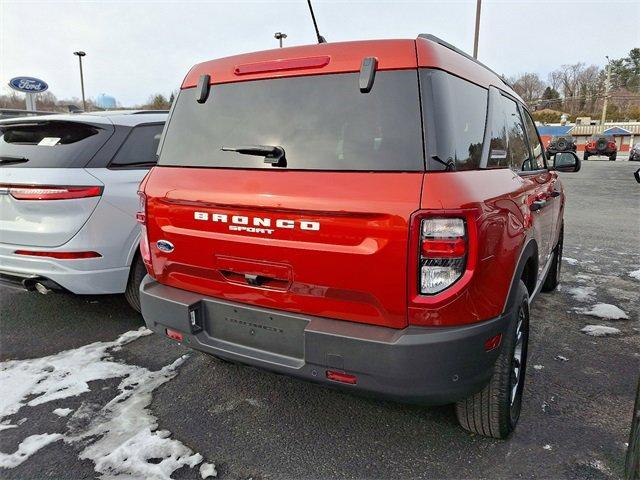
xmin=537 ymin=125 xmax=573 ymax=136
xmin=572 ymin=123 xmax=640 ymax=135
xmin=0 ymin=110 xmax=167 ymax=127
xmin=603 ymin=126 xmax=631 ymax=135
xmin=182 ymin=35 xmax=520 ymax=100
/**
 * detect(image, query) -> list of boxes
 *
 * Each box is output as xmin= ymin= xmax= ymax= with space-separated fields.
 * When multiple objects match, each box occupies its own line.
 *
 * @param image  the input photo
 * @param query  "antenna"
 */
xmin=306 ymin=0 xmax=326 ymax=44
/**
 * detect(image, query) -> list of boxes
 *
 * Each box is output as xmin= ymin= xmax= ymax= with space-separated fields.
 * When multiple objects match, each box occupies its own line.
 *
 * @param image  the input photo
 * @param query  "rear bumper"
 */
xmin=140 ymin=276 xmax=511 ymax=404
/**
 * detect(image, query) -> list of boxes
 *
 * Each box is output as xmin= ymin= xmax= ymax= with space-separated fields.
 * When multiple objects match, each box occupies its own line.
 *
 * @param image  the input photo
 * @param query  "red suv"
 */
xmin=138 ymin=35 xmax=580 ymax=438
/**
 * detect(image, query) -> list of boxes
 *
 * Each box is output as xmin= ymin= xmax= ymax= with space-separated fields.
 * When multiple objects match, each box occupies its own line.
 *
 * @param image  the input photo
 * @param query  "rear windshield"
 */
xmin=0 ymin=120 xmax=113 ymax=168
xmin=158 ymin=70 xmax=424 ymax=171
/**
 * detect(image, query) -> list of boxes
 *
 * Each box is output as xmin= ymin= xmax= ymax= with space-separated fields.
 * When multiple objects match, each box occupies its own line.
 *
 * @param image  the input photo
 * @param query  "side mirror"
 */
xmin=551 ymin=151 xmax=581 ymax=172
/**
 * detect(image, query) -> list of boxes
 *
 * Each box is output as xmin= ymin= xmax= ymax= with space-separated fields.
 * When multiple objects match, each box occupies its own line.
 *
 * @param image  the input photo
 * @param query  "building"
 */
xmin=95 ymin=93 xmax=117 ymax=110
xmin=538 ymin=121 xmax=639 ymax=155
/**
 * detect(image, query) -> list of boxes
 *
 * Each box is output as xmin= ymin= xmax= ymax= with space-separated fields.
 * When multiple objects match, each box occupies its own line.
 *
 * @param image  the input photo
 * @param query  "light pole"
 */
xmin=73 ymin=51 xmax=87 ymax=111
xmin=473 ymin=0 xmax=482 ymax=59
xmin=274 ymin=32 xmax=287 ymax=48
xmin=600 ymin=55 xmax=611 ymax=132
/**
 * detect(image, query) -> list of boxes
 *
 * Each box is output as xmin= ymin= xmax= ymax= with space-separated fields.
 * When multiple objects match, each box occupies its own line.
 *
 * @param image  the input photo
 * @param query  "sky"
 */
xmin=1 ymin=0 xmax=639 ymax=107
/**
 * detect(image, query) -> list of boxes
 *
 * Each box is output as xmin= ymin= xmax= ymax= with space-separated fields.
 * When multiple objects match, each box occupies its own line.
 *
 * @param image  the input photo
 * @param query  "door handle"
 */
xmin=530 ymin=199 xmax=547 ymax=211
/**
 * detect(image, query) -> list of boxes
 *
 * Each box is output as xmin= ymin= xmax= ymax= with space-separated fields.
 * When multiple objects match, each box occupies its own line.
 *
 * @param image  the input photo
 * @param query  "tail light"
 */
xmin=0 ymin=184 xmax=102 ymax=200
xmin=419 ymin=218 xmax=467 ymax=294
xmin=14 ymin=250 xmax=101 ymax=259
xmin=607 ymin=141 xmax=616 ymax=149
xmin=137 ymin=191 xmax=152 ymax=267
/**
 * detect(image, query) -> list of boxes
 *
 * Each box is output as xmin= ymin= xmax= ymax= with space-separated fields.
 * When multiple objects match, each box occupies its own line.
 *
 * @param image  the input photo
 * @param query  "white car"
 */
xmin=0 ymin=111 xmax=167 ymax=311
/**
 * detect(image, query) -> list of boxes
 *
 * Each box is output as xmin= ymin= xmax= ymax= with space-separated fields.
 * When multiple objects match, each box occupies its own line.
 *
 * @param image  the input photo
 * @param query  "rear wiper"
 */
xmin=221 ymin=145 xmax=286 ymax=167
xmin=0 ymin=156 xmax=29 ymax=165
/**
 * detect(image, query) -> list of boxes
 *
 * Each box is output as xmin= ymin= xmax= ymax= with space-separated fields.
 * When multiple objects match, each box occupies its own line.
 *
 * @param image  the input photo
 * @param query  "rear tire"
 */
xmin=125 ymin=254 xmax=146 ymax=313
xmin=610 ymin=154 xmax=617 ymax=161
xmin=542 ymin=226 xmax=563 ymax=292
xmin=455 ymin=280 xmax=530 ymax=439
xmin=583 ymin=153 xmax=589 ymax=161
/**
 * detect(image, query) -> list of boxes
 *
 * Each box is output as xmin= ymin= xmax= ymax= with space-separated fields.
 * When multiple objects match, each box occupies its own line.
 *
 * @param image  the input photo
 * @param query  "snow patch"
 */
xmin=0 ymin=328 xmax=214 ymax=479
xmin=543 ymin=444 xmax=552 ymax=450
xmin=629 ymin=269 xmax=640 ymax=280
xmin=533 ymin=364 xmax=544 ymax=370
xmin=564 ymin=257 xmax=578 ymax=265
xmin=567 ymin=286 xmax=595 ymax=302
xmin=52 ymin=408 xmax=73 ymax=417
xmin=555 ymin=355 xmax=569 ymax=362
xmin=579 ymin=303 xmax=629 ymax=320
xmin=581 ymin=325 xmax=621 ymax=337
xmin=200 ymin=462 xmax=218 ymax=478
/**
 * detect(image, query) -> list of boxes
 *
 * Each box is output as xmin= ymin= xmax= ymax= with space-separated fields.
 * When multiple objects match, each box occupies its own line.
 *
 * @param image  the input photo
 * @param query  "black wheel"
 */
xmin=583 ymin=153 xmax=589 ymax=161
xmin=124 ymin=254 xmax=146 ymax=313
xmin=542 ymin=226 xmax=563 ymax=292
xmin=610 ymin=153 xmax=617 ymax=161
xmin=626 ymin=377 xmax=640 ymax=479
xmin=455 ymin=280 xmax=530 ymax=439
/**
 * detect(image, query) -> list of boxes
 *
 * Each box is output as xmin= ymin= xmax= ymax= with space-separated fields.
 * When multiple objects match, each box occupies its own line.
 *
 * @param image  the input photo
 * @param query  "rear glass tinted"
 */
xmin=487 ymin=95 xmax=530 ymax=171
xmin=159 ymin=70 xmax=424 ymax=171
xmin=420 ymin=70 xmax=488 ymax=171
xmin=0 ymin=120 xmax=113 ymax=168
xmin=110 ymin=124 xmax=163 ymax=168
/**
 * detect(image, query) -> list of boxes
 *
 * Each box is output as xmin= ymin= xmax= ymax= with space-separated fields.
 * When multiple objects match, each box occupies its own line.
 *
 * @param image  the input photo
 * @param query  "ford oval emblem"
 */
xmin=9 ymin=76 xmax=49 ymax=94
xmin=156 ymin=240 xmax=174 ymax=253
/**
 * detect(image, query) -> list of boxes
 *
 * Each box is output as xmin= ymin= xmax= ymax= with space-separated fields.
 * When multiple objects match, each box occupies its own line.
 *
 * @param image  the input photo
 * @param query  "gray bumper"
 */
xmin=140 ymin=276 xmax=511 ymax=405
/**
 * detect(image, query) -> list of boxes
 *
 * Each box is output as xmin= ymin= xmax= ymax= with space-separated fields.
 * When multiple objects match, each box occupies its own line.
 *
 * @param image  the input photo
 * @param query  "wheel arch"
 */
xmin=503 ymin=239 xmax=538 ymax=314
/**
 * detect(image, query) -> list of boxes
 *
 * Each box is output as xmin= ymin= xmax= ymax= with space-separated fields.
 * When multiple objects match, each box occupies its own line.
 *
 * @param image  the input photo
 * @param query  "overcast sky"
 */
xmin=1 ymin=0 xmax=638 ymax=106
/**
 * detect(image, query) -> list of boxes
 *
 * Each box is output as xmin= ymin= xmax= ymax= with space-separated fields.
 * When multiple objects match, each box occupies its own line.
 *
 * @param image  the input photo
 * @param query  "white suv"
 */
xmin=0 ymin=111 xmax=166 ymax=311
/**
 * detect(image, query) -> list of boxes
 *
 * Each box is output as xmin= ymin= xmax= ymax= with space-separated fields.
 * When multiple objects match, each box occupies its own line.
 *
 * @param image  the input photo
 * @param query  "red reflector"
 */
xmin=234 ymin=55 xmax=331 ymax=75
xmin=14 ymin=250 xmax=101 ymax=259
xmin=421 ymin=238 xmax=467 ymax=258
xmin=326 ymin=370 xmax=357 ymax=385
xmin=1 ymin=184 xmax=103 ymax=200
xmin=165 ymin=328 xmax=184 ymax=342
xmin=484 ymin=334 xmax=502 ymax=352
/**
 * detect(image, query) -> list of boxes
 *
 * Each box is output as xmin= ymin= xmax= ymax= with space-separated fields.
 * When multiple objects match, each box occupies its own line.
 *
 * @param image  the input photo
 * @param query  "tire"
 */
xmin=610 ymin=154 xmax=617 ymax=161
xmin=455 ymin=280 xmax=530 ymax=439
xmin=625 ymin=378 xmax=640 ymax=479
xmin=124 ymin=254 xmax=146 ymax=313
xmin=542 ymin=226 xmax=563 ymax=292
xmin=583 ymin=153 xmax=589 ymax=161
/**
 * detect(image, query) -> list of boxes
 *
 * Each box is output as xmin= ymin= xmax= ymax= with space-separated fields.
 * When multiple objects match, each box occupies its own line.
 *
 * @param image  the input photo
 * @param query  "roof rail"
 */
xmin=417 ymin=34 xmax=512 ymax=88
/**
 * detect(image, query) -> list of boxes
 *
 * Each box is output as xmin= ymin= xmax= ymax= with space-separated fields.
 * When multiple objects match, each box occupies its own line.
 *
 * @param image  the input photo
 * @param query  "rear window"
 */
xmin=0 ymin=120 xmax=113 ymax=168
xmin=158 ymin=70 xmax=424 ymax=171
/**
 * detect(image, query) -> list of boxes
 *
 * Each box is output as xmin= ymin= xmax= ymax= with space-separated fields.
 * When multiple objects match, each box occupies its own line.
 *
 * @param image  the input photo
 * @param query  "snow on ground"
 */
xmin=563 ymin=257 xmax=579 ymax=265
xmin=533 ymin=365 xmax=544 ymax=370
xmin=577 ymin=303 xmax=629 ymax=320
xmin=200 ymin=462 xmax=217 ymax=479
xmin=630 ymin=269 xmax=640 ymax=280
xmin=580 ymin=325 xmax=621 ymax=337
xmin=567 ymin=286 xmax=595 ymax=302
xmin=0 ymin=328 xmax=215 ymax=479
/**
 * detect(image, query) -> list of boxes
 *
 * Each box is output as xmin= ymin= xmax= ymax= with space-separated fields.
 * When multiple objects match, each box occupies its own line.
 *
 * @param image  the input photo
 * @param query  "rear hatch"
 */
xmin=145 ymin=61 xmax=425 ymax=329
xmin=0 ymin=119 xmax=113 ymax=247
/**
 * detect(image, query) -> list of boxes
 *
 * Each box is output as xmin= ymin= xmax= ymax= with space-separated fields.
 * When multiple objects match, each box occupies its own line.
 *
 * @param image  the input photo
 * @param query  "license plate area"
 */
xmin=203 ymin=301 xmax=308 ymax=359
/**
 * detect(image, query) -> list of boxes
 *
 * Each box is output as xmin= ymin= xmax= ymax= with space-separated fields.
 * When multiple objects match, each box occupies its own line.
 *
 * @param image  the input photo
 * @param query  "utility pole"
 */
xmin=600 ymin=56 xmax=611 ymax=132
xmin=73 ymin=51 xmax=87 ymax=111
xmin=274 ymin=32 xmax=287 ymax=48
xmin=473 ymin=0 xmax=482 ymax=59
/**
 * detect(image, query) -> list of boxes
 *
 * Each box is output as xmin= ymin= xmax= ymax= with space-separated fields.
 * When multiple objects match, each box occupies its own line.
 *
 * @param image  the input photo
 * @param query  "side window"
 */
xmin=521 ymin=109 xmax=545 ymax=170
xmin=486 ymin=95 xmax=531 ymax=172
xmin=110 ymin=124 xmax=164 ymax=167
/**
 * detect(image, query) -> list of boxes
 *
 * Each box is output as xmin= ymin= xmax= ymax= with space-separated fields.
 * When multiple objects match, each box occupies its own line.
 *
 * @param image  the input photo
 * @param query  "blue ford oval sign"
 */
xmin=9 ymin=77 xmax=49 ymax=94
xmin=156 ymin=240 xmax=174 ymax=253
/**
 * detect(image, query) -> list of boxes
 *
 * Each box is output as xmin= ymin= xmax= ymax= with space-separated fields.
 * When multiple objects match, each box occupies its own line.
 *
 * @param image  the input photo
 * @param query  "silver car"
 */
xmin=0 ymin=111 xmax=167 ymax=311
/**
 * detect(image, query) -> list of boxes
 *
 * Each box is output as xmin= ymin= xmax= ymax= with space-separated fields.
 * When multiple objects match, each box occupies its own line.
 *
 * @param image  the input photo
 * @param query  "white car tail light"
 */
xmin=137 ymin=191 xmax=152 ymax=265
xmin=0 ymin=184 xmax=102 ymax=200
xmin=419 ymin=218 xmax=467 ymax=294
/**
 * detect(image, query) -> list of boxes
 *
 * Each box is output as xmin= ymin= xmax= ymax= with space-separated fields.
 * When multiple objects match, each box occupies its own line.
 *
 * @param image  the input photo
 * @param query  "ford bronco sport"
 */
xmin=138 ymin=35 xmax=580 ymax=438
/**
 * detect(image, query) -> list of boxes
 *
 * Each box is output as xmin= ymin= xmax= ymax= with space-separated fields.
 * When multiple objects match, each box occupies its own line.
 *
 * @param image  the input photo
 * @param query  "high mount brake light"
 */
xmin=0 ymin=184 xmax=102 ymax=200
xmin=234 ymin=55 xmax=331 ymax=75
xmin=419 ymin=218 xmax=467 ymax=295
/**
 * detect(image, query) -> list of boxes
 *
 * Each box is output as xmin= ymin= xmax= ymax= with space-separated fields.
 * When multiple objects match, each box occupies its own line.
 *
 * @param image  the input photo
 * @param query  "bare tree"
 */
xmin=510 ymin=72 xmax=546 ymax=102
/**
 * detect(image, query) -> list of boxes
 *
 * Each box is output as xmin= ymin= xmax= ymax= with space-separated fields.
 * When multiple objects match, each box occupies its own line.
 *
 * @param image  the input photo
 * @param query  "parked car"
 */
xmin=629 ymin=142 xmax=640 ymax=162
xmin=546 ymin=135 xmax=577 ymax=156
xmin=137 ymin=35 xmax=580 ymax=438
xmin=584 ymin=135 xmax=617 ymax=161
xmin=0 ymin=111 xmax=167 ymax=311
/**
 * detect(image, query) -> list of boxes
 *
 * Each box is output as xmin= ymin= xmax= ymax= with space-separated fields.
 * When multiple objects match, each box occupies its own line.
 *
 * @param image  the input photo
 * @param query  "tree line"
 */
xmin=510 ymin=48 xmax=640 ymax=123
xmin=0 ymin=91 xmax=176 ymax=112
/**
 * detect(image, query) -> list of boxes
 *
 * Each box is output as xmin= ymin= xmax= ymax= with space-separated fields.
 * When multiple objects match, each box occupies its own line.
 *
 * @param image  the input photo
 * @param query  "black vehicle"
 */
xmin=629 ymin=143 xmax=640 ymax=162
xmin=547 ymin=135 xmax=577 ymax=156
xmin=584 ymin=135 xmax=617 ymax=161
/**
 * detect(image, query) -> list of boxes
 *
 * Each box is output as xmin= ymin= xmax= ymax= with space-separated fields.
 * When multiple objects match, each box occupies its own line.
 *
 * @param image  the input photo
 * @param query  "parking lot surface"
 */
xmin=1 ymin=160 xmax=638 ymax=479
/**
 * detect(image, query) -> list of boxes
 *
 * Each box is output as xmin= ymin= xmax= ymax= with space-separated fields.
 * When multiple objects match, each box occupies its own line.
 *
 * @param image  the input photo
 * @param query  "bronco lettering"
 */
xmin=194 ymin=211 xmax=319 ymax=233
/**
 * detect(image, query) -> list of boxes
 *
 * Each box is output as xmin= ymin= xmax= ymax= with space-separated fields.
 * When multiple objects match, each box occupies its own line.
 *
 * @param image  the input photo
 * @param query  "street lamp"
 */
xmin=274 ymin=32 xmax=287 ymax=48
xmin=73 ymin=51 xmax=87 ymax=111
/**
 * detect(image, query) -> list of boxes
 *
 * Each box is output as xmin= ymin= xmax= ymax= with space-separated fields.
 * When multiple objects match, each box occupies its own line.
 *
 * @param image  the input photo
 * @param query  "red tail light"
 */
xmin=607 ymin=141 xmax=616 ymax=149
xmin=326 ymin=370 xmax=357 ymax=385
xmin=14 ymin=250 xmax=101 ymax=259
xmin=0 ymin=184 xmax=102 ymax=200
xmin=137 ymin=191 xmax=152 ymax=268
xmin=165 ymin=328 xmax=183 ymax=342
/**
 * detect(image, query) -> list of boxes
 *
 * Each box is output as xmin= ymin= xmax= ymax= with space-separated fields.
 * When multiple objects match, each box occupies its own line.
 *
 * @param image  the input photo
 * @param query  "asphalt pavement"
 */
xmin=1 ymin=160 xmax=638 ymax=479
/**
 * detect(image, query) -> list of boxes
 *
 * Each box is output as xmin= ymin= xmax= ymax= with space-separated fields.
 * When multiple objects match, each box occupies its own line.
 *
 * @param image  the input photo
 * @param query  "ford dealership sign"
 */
xmin=9 ymin=77 xmax=49 ymax=94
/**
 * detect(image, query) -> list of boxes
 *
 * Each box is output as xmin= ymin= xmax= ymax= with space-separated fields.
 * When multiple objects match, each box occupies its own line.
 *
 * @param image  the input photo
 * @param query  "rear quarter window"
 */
xmin=110 ymin=124 xmax=164 ymax=168
xmin=158 ymin=70 xmax=424 ymax=171
xmin=0 ymin=120 xmax=113 ymax=168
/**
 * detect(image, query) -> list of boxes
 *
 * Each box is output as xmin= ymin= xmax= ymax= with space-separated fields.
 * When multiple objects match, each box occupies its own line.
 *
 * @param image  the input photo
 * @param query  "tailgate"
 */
xmin=145 ymin=168 xmax=423 ymax=328
xmin=0 ymin=168 xmax=103 ymax=247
